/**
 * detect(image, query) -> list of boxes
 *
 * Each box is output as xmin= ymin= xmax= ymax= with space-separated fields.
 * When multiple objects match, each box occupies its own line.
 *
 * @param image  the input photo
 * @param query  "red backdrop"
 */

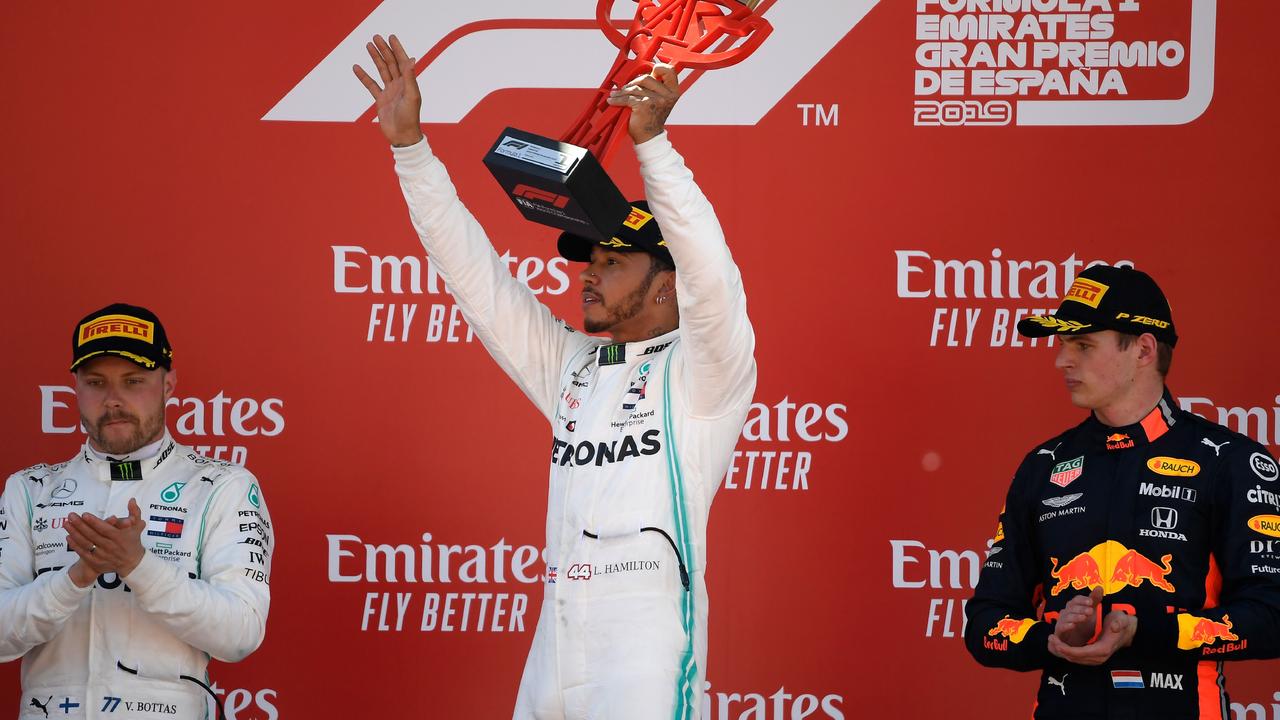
xmin=3 ymin=1 xmax=1278 ymax=717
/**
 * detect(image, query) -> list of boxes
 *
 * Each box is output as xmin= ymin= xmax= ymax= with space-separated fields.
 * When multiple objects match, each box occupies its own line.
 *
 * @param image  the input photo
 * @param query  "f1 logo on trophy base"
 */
xmin=483 ymin=0 xmax=772 ymax=241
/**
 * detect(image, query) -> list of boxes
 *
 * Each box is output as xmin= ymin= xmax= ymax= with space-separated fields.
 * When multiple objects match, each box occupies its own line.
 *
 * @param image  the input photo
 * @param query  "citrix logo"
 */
xmin=262 ymin=0 xmax=879 ymax=125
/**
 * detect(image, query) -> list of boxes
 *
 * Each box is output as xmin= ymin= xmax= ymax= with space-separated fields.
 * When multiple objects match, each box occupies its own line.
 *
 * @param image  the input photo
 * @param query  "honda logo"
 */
xmin=1152 ymin=507 xmax=1179 ymax=530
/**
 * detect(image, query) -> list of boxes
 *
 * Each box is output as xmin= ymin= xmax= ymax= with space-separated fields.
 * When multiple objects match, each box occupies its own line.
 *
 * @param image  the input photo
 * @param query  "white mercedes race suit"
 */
xmin=0 ymin=434 xmax=273 ymax=719
xmin=393 ymin=131 xmax=756 ymax=720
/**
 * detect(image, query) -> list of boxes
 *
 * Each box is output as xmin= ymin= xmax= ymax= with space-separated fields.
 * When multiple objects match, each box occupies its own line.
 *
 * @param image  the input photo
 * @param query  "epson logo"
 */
xmin=1139 ymin=482 xmax=1197 ymax=503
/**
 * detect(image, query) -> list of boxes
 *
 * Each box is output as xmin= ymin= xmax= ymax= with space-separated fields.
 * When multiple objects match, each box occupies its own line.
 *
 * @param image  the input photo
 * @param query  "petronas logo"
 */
xmin=160 ymin=481 xmax=187 ymax=503
xmin=248 ymin=483 xmax=261 ymax=509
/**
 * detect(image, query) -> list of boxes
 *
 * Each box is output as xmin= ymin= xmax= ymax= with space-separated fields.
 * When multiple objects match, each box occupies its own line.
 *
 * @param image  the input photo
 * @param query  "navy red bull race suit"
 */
xmin=966 ymin=389 xmax=1280 ymax=719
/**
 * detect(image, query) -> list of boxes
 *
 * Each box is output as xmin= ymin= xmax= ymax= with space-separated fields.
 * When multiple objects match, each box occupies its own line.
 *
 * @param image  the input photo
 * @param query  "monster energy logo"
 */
xmin=600 ymin=344 xmax=626 ymax=366
xmin=110 ymin=461 xmax=143 ymax=481
xmin=160 ymin=481 xmax=187 ymax=503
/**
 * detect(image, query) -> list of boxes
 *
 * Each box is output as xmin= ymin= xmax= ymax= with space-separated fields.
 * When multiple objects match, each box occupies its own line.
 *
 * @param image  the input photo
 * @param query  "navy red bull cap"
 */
xmin=557 ymin=200 xmax=672 ymax=265
xmin=70 ymin=303 xmax=174 ymax=371
xmin=1017 ymin=264 xmax=1178 ymax=347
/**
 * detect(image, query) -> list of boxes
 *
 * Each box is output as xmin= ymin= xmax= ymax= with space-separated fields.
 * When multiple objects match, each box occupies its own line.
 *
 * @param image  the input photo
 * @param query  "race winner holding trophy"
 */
xmin=352 ymin=2 xmax=766 ymax=717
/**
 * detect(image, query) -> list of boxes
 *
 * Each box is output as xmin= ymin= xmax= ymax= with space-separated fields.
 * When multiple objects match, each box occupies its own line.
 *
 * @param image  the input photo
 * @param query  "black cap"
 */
xmin=1017 ymin=265 xmax=1178 ymax=347
xmin=557 ymin=201 xmax=672 ymax=265
xmin=70 ymin=303 xmax=174 ymax=371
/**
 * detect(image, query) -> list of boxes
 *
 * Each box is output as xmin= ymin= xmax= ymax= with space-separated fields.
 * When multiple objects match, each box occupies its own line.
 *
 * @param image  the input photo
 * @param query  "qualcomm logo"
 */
xmin=263 ymin=0 xmax=879 ymax=125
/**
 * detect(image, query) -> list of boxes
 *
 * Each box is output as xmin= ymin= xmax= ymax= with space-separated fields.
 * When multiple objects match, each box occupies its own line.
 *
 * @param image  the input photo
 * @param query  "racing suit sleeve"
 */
xmin=0 ymin=473 xmax=93 ymax=662
xmin=122 ymin=471 xmax=272 ymax=663
xmin=965 ymin=457 xmax=1054 ymax=670
xmin=392 ymin=137 xmax=594 ymax=421
xmin=636 ymin=132 xmax=757 ymax=419
xmin=1129 ymin=443 xmax=1280 ymax=660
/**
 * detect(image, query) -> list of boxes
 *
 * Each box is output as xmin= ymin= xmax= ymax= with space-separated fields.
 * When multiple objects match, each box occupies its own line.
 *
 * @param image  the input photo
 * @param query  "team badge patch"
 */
xmin=146 ymin=515 xmax=185 ymax=539
xmin=1049 ymin=456 xmax=1084 ymax=488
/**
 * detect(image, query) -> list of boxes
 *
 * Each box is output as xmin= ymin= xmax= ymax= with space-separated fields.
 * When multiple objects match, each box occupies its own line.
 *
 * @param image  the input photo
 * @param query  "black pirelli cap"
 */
xmin=71 ymin=303 xmax=174 ymax=371
xmin=557 ymin=200 xmax=672 ymax=265
xmin=1017 ymin=265 xmax=1178 ymax=347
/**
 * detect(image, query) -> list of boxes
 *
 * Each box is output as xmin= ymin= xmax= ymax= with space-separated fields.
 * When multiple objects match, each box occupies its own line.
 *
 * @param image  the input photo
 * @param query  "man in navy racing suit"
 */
xmin=965 ymin=264 xmax=1280 ymax=719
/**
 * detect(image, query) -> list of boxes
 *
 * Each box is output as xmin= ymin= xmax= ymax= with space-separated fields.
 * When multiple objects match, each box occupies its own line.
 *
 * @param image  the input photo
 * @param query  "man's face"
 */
xmin=1054 ymin=331 xmax=1140 ymax=412
xmin=579 ymin=247 xmax=663 ymax=336
xmin=74 ymin=355 xmax=175 ymax=455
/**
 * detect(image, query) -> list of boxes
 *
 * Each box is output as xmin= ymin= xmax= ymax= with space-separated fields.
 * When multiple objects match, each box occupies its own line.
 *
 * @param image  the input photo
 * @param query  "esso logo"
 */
xmin=1252 ymin=452 xmax=1279 ymax=482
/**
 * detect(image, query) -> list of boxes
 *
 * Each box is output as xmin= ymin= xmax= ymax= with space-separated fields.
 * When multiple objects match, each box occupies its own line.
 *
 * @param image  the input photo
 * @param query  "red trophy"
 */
xmin=483 ymin=0 xmax=772 ymax=241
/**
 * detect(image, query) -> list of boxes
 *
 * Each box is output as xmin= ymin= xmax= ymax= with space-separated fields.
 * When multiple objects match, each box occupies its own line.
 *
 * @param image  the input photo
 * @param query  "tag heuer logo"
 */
xmin=1049 ymin=456 xmax=1085 ymax=488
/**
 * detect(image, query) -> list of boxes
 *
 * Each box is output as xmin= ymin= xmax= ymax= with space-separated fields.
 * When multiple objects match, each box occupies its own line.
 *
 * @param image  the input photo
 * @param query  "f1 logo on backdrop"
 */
xmin=913 ymin=0 xmax=1216 ymax=127
xmin=263 ymin=0 xmax=879 ymax=125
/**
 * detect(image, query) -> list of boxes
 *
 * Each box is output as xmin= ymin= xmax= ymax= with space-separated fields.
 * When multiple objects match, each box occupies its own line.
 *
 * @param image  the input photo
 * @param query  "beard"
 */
xmin=83 ymin=405 xmax=165 ymax=456
xmin=583 ymin=274 xmax=655 ymax=334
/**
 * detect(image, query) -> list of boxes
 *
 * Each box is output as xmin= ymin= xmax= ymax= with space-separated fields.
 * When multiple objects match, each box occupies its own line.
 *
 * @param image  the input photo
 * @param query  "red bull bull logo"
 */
xmin=1110 ymin=548 xmax=1174 ymax=592
xmin=1050 ymin=553 xmax=1102 ymax=595
xmin=1177 ymin=613 xmax=1239 ymax=651
xmin=987 ymin=616 xmax=1037 ymax=646
xmin=1105 ymin=433 xmax=1135 ymax=450
xmin=1049 ymin=540 xmax=1175 ymax=596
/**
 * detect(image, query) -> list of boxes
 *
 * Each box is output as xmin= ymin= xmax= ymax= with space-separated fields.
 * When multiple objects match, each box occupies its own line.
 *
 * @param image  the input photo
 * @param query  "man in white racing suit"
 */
xmin=0 ymin=303 xmax=273 ymax=719
xmin=355 ymin=35 xmax=756 ymax=720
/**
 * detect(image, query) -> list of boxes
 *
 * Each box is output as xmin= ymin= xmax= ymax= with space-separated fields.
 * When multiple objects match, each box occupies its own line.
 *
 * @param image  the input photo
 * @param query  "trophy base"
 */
xmin=483 ymin=127 xmax=631 ymax=242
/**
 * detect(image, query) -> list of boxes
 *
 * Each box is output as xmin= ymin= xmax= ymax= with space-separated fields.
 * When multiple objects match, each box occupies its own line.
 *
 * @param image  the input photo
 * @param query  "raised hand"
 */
xmin=352 ymin=34 xmax=424 ymax=147
xmin=607 ymin=63 xmax=681 ymax=145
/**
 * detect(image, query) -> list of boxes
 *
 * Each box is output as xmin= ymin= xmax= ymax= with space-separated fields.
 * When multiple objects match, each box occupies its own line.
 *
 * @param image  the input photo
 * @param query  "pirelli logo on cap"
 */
xmin=1064 ymin=277 xmax=1109 ymax=308
xmin=78 ymin=314 xmax=154 ymax=346
xmin=622 ymin=207 xmax=654 ymax=231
